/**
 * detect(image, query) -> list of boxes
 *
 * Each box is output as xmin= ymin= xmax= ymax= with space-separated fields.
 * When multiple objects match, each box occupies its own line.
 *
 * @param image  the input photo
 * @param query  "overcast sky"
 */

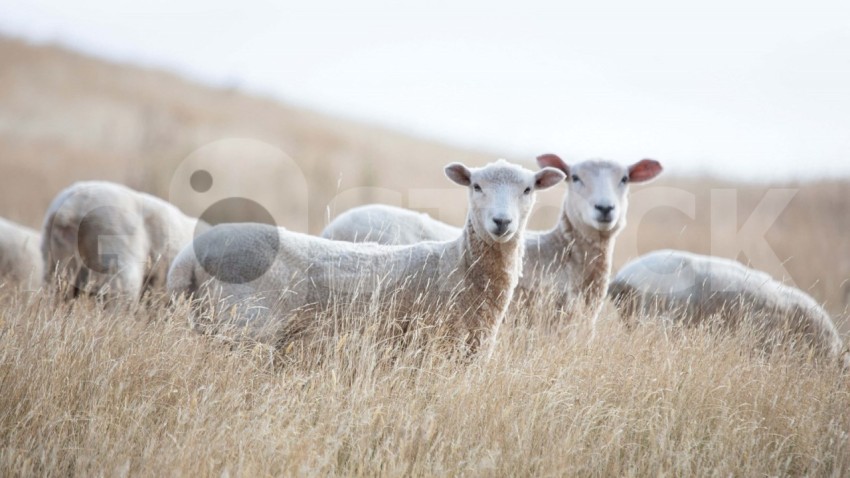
xmin=2 ymin=0 xmax=849 ymax=180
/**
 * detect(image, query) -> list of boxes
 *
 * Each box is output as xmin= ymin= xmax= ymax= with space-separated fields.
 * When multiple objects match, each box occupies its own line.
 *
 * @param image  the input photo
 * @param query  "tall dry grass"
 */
xmin=1 ymin=287 xmax=848 ymax=476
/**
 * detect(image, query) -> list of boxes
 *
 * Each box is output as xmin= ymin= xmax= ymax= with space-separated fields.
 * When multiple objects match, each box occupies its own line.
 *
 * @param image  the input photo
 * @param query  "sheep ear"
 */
xmin=628 ymin=159 xmax=663 ymax=183
xmin=444 ymin=163 xmax=472 ymax=186
xmin=536 ymin=154 xmax=569 ymax=178
xmin=534 ymin=167 xmax=566 ymax=190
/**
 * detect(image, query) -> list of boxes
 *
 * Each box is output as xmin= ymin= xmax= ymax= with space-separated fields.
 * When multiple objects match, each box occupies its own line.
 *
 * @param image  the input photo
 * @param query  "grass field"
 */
xmin=1 ymin=36 xmax=850 ymax=475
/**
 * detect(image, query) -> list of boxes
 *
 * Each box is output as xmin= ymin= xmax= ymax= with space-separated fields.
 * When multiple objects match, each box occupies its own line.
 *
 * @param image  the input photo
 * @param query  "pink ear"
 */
xmin=534 ymin=167 xmax=566 ymax=190
xmin=444 ymin=162 xmax=472 ymax=186
xmin=628 ymin=159 xmax=662 ymax=183
xmin=536 ymin=154 xmax=569 ymax=177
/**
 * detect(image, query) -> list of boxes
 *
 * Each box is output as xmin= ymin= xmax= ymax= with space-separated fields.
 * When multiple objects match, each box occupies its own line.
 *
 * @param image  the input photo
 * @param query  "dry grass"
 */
xmin=1 ymin=288 xmax=848 ymax=476
xmin=2 ymin=35 xmax=850 ymax=475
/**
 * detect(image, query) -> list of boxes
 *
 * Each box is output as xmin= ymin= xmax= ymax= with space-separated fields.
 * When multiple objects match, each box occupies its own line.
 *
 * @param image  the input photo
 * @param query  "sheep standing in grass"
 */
xmin=168 ymin=160 xmax=565 ymax=354
xmin=0 ymin=217 xmax=43 ymax=290
xmin=609 ymin=249 xmax=850 ymax=369
xmin=42 ymin=181 xmax=206 ymax=300
xmin=321 ymin=154 xmax=663 ymax=321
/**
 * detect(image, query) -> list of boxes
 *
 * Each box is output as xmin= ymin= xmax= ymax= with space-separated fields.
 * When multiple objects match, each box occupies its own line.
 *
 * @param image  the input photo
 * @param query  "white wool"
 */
xmin=42 ymin=181 xmax=206 ymax=300
xmin=0 ymin=217 xmax=43 ymax=290
xmin=322 ymin=204 xmax=458 ymax=244
xmin=609 ymin=249 xmax=850 ymax=369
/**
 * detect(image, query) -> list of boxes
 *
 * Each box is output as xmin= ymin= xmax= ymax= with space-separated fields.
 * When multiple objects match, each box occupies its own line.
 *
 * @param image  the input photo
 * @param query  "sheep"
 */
xmin=42 ymin=181 xmax=207 ymax=300
xmin=322 ymin=204 xmax=459 ymax=244
xmin=0 ymin=217 xmax=43 ymax=290
xmin=608 ymin=249 xmax=850 ymax=369
xmin=167 ymin=159 xmax=565 ymax=354
xmin=321 ymin=154 xmax=663 ymax=321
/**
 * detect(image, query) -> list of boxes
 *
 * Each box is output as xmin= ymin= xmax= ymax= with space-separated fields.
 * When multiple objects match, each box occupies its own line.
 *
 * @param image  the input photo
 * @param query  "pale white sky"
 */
xmin=2 ymin=0 xmax=849 ymax=180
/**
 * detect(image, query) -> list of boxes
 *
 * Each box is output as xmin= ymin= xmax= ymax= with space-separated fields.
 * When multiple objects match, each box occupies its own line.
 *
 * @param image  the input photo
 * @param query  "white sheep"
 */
xmin=167 ymin=160 xmax=565 ymax=354
xmin=0 ymin=217 xmax=43 ymax=290
xmin=322 ymin=204 xmax=459 ymax=244
xmin=321 ymin=154 xmax=663 ymax=320
xmin=42 ymin=181 xmax=206 ymax=300
xmin=609 ymin=249 xmax=850 ymax=369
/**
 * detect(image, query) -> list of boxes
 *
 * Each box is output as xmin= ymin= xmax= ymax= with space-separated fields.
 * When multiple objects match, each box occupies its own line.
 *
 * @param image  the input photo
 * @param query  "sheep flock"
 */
xmin=0 ymin=154 xmax=847 ymax=369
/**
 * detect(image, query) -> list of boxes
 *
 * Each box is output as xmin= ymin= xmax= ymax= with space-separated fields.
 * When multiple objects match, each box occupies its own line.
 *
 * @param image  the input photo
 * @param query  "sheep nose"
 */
xmin=492 ymin=217 xmax=512 ymax=234
xmin=595 ymin=204 xmax=615 ymax=215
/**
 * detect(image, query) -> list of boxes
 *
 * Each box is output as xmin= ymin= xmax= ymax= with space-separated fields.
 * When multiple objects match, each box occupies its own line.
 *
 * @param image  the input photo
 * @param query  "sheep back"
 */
xmin=42 ymin=181 xmax=203 ymax=298
xmin=610 ymin=249 xmax=849 ymax=367
xmin=321 ymin=204 xmax=459 ymax=245
xmin=169 ymin=222 xmax=515 ymax=350
xmin=0 ymin=217 xmax=43 ymax=289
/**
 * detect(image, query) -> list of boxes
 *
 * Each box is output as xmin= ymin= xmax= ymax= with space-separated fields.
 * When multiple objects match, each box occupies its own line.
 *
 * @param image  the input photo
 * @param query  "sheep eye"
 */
xmin=523 ymin=187 xmax=532 ymax=195
xmin=620 ymin=175 xmax=629 ymax=185
xmin=473 ymin=184 xmax=482 ymax=192
xmin=571 ymin=175 xmax=582 ymax=184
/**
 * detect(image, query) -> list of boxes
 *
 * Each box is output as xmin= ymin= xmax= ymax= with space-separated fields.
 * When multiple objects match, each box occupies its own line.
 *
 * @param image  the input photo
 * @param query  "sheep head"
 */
xmin=537 ymin=154 xmax=662 ymax=239
xmin=445 ymin=159 xmax=564 ymax=244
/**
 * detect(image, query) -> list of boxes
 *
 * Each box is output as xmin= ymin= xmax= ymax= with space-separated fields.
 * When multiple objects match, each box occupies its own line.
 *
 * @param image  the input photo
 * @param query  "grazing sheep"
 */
xmin=609 ymin=249 xmax=850 ymax=369
xmin=168 ymin=160 xmax=565 ymax=354
xmin=0 ymin=217 xmax=43 ymax=290
xmin=42 ymin=181 xmax=207 ymax=300
xmin=321 ymin=154 xmax=663 ymax=321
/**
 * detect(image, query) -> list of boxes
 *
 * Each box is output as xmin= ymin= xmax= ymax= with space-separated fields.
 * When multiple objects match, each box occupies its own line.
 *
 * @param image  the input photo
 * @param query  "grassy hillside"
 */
xmin=1 ymin=36 xmax=849 ymax=475
xmin=0 ymin=37 xmax=493 ymax=231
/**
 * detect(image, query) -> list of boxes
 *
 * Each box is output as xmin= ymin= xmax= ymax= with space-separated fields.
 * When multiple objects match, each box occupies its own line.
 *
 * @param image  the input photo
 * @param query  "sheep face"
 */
xmin=445 ymin=159 xmax=564 ymax=244
xmin=537 ymin=155 xmax=662 ymax=237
